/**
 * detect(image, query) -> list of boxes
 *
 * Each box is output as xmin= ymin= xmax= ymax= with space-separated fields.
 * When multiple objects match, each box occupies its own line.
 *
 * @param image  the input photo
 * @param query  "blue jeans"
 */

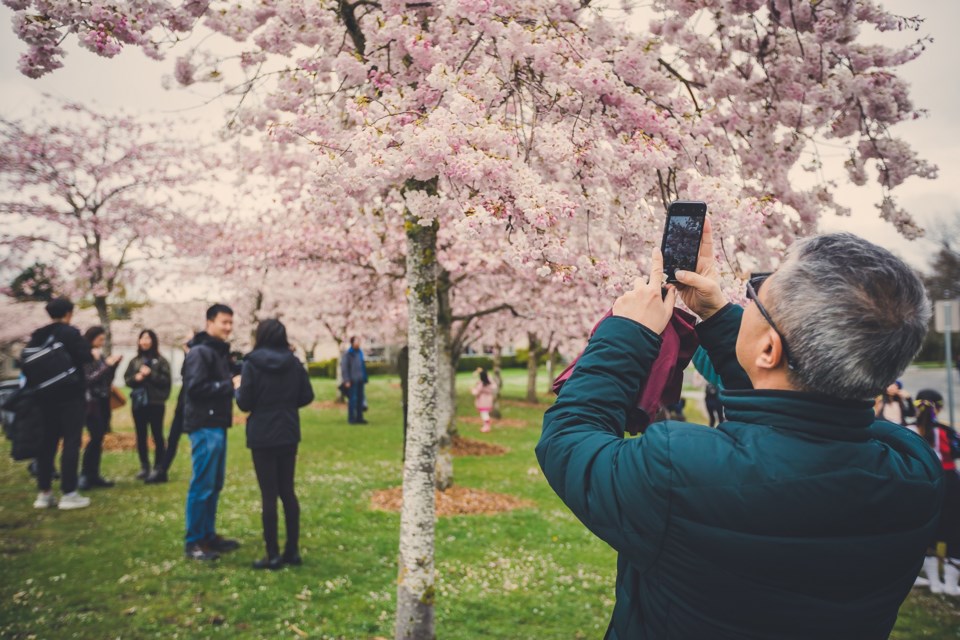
xmin=185 ymin=427 xmax=226 ymax=546
xmin=348 ymin=381 xmax=365 ymax=423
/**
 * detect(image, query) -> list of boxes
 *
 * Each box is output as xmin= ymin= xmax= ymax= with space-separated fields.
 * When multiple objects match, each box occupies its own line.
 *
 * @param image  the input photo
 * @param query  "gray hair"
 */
xmin=767 ymin=233 xmax=930 ymax=400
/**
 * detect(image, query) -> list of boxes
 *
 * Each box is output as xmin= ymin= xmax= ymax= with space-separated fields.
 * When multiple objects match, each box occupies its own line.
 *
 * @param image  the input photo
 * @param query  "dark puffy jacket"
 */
xmin=124 ymin=354 xmax=172 ymax=405
xmin=25 ymin=323 xmax=93 ymax=400
xmin=236 ymin=347 xmax=314 ymax=449
xmin=85 ymin=356 xmax=119 ymax=400
xmin=182 ymin=332 xmax=233 ymax=432
xmin=537 ymin=305 xmax=943 ymax=640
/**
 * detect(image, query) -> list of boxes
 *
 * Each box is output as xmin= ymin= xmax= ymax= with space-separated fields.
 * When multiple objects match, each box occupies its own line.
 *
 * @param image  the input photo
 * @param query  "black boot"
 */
xmin=145 ymin=467 xmax=168 ymax=484
xmin=252 ymin=556 xmax=283 ymax=570
xmin=135 ymin=466 xmax=150 ymax=481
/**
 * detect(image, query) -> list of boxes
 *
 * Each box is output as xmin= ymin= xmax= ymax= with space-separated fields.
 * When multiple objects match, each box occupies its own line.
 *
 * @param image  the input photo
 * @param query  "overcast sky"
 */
xmin=1 ymin=1 xmax=957 ymax=285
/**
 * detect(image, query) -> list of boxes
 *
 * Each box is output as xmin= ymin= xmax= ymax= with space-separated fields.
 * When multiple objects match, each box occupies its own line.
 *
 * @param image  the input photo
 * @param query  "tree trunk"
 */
xmin=526 ymin=332 xmax=540 ymax=403
xmin=250 ymin=288 xmax=264 ymax=346
xmin=433 ymin=269 xmax=455 ymax=491
xmin=434 ymin=338 xmax=454 ymax=491
xmin=395 ymin=186 xmax=439 ymax=640
xmin=545 ymin=346 xmax=556 ymax=394
xmin=491 ymin=343 xmax=503 ymax=419
xmin=93 ymin=295 xmax=112 ymax=355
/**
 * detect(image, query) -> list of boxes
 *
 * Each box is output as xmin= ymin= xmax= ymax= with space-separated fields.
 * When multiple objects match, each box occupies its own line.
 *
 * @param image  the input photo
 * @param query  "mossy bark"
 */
xmin=395 ymin=179 xmax=439 ymax=640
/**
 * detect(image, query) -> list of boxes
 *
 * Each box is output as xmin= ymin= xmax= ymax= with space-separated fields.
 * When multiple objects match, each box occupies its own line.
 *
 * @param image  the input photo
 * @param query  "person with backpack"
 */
xmin=914 ymin=389 xmax=960 ymax=595
xmin=235 ymin=319 xmax=315 ymax=569
xmin=124 ymin=329 xmax=172 ymax=480
xmin=23 ymin=298 xmax=94 ymax=510
xmin=79 ymin=326 xmax=122 ymax=490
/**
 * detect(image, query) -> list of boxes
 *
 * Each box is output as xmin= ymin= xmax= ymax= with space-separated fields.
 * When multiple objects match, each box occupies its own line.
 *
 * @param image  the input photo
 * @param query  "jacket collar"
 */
xmin=720 ymin=389 xmax=876 ymax=442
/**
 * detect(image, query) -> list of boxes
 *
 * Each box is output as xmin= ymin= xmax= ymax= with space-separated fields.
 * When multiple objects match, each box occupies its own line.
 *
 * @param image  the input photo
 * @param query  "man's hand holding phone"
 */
xmin=613 ymin=246 xmax=677 ymax=334
xmin=673 ymin=217 xmax=728 ymax=321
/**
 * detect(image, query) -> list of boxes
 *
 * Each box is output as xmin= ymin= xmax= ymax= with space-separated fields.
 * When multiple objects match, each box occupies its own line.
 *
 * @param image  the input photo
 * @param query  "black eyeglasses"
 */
xmin=745 ymin=273 xmax=798 ymax=371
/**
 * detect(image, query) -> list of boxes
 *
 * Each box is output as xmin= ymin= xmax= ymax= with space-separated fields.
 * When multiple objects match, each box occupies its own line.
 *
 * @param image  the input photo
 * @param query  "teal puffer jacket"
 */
xmin=536 ymin=305 xmax=942 ymax=640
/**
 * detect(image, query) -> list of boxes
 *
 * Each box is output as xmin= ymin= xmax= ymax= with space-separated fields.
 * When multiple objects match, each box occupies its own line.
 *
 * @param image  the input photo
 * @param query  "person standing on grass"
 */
xmin=124 ymin=329 xmax=172 ymax=481
xmin=235 ymin=319 xmax=314 ymax=570
xmin=146 ymin=333 xmax=196 ymax=484
xmin=79 ymin=326 xmax=122 ymax=491
xmin=704 ymin=382 xmax=724 ymax=427
xmin=471 ymin=368 xmax=498 ymax=433
xmin=913 ymin=389 xmax=960 ymax=595
xmin=340 ymin=336 xmax=368 ymax=424
xmin=25 ymin=297 xmax=94 ymax=510
xmin=538 ymin=225 xmax=942 ymax=639
xmin=182 ymin=304 xmax=240 ymax=561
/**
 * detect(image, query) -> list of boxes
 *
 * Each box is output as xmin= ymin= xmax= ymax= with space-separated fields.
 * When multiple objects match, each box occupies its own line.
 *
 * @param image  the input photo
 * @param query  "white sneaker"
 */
xmin=33 ymin=492 xmax=56 ymax=509
xmin=58 ymin=492 xmax=90 ymax=510
xmin=925 ymin=556 xmax=945 ymax=594
xmin=943 ymin=559 xmax=960 ymax=596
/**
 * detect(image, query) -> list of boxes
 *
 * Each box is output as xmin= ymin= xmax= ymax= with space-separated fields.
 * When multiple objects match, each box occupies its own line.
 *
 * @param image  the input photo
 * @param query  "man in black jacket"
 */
xmin=182 ymin=304 xmax=240 ymax=561
xmin=25 ymin=298 xmax=93 ymax=510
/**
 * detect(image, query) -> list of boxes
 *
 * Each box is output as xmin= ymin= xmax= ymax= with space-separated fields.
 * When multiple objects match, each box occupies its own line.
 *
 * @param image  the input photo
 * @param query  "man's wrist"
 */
xmin=697 ymin=300 xmax=731 ymax=322
xmin=697 ymin=302 xmax=736 ymax=327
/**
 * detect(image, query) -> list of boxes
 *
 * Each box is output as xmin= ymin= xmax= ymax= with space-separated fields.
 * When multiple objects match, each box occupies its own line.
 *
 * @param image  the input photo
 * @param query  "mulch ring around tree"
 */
xmin=451 ymin=435 xmax=508 ymax=457
xmin=80 ymin=432 xmax=138 ymax=452
xmin=459 ymin=416 xmax=529 ymax=430
xmin=370 ymin=486 xmax=533 ymax=516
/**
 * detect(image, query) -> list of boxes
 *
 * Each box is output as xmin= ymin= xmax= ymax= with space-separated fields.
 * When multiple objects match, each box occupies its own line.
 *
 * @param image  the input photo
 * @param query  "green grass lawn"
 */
xmin=1 ymin=369 xmax=958 ymax=639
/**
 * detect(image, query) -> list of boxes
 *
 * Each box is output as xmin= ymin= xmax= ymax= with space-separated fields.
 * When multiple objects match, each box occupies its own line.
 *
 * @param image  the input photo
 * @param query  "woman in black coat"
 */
xmin=124 ymin=329 xmax=172 ymax=480
xmin=235 ymin=319 xmax=314 ymax=569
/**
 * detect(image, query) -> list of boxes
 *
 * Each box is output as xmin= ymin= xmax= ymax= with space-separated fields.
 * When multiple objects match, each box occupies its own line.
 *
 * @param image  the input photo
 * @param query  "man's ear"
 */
xmin=755 ymin=329 xmax=786 ymax=371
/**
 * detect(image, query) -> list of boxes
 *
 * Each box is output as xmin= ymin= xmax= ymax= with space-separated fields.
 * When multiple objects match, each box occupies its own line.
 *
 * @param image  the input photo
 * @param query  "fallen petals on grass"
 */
xmin=370 ymin=486 xmax=533 ymax=516
xmin=451 ymin=435 xmax=508 ymax=457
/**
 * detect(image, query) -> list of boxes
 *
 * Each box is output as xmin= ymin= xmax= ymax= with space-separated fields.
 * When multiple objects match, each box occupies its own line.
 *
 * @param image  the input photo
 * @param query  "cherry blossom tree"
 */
xmin=5 ymin=2 xmax=938 ymax=638
xmin=0 ymin=101 xmax=214 ymax=353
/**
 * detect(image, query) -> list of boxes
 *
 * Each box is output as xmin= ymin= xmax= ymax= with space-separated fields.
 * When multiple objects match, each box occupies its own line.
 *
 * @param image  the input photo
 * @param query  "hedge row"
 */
xmin=306 ymin=350 xmax=534 ymax=378
xmin=307 ymin=359 xmax=394 ymax=378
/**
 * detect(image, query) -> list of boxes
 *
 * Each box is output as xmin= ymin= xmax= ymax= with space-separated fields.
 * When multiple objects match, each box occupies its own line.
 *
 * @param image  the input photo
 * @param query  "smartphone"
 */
xmin=661 ymin=200 xmax=707 ymax=283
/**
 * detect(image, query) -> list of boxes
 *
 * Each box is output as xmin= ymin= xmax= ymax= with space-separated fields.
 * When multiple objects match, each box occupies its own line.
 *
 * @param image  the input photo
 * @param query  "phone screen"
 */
xmin=661 ymin=201 xmax=707 ymax=282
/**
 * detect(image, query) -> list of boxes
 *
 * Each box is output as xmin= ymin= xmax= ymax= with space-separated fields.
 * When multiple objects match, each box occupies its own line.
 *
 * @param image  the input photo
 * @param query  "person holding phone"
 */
xmin=79 ymin=326 xmax=122 ymax=491
xmin=537 ymin=217 xmax=941 ymax=639
xmin=124 ymin=330 xmax=172 ymax=481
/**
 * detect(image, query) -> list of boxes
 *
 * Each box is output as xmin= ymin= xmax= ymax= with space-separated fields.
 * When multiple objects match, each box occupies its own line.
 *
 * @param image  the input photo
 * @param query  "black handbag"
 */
xmin=130 ymin=386 xmax=150 ymax=411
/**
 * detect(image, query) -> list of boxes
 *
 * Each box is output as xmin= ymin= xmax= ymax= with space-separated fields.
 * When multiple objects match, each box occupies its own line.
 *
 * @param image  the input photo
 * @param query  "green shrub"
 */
xmin=307 ymin=358 xmax=338 ymax=378
xmin=456 ymin=354 xmax=528 ymax=372
xmin=365 ymin=361 xmax=394 ymax=376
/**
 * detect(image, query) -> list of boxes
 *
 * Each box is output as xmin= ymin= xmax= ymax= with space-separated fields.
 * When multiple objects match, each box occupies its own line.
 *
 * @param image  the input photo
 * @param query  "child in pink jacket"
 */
xmin=471 ymin=368 xmax=498 ymax=433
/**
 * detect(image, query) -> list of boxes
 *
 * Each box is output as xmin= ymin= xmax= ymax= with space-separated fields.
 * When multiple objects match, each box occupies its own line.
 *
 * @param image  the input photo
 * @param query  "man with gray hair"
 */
xmin=537 ymin=221 xmax=942 ymax=639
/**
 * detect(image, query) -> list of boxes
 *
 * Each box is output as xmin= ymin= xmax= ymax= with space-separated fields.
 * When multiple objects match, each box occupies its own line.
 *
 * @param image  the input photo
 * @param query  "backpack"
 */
xmin=20 ymin=334 xmax=78 ymax=391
